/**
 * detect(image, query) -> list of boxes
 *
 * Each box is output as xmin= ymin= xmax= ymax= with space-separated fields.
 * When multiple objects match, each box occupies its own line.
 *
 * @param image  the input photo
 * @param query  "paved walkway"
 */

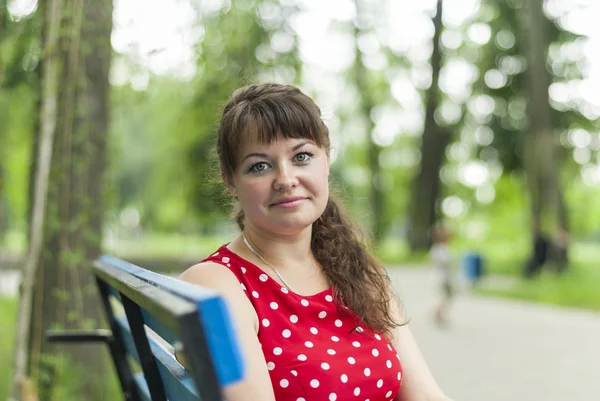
xmin=389 ymin=267 xmax=600 ymax=401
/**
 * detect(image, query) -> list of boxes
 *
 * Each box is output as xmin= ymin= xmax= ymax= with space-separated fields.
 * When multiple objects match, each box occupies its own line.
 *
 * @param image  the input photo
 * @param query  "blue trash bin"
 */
xmin=462 ymin=252 xmax=484 ymax=283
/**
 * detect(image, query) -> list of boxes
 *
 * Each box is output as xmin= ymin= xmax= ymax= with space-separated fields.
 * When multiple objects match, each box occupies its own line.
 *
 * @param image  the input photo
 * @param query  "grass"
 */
xmin=0 ymin=297 xmax=121 ymax=401
xmin=0 ymin=298 xmax=17 ymax=400
xmin=475 ymin=242 xmax=600 ymax=310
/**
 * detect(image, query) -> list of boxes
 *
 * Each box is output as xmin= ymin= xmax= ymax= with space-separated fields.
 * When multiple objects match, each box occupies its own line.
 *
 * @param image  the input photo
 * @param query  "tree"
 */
xmin=467 ymin=0 xmax=589 ymax=268
xmin=407 ymin=0 xmax=450 ymax=251
xmin=10 ymin=0 xmax=114 ymax=399
xmin=350 ymin=0 xmax=385 ymax=243
xmin=523 ymin=0 xmax=568 ymax=268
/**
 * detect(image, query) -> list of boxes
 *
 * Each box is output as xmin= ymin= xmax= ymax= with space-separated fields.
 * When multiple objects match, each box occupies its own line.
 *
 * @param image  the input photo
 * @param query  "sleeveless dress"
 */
xmin=202 ymin=245 xmax=403 ymax=401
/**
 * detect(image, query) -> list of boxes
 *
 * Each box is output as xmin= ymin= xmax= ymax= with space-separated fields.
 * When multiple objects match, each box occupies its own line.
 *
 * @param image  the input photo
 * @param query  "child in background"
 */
xmin=430 ymin=224 xmax=454 ymax=327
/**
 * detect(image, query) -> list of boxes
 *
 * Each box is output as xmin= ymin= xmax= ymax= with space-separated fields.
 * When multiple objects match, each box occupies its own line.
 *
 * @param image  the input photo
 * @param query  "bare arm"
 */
xmin=178 ymin=262 xmax=276 ymax=401
xmin=391 ymin=297 xmax=453 ymax=401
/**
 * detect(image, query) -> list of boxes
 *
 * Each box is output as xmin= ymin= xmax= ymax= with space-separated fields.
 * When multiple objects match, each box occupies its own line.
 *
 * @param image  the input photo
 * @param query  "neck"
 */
xmin=239 ymin=225 xmax=316 ymax=271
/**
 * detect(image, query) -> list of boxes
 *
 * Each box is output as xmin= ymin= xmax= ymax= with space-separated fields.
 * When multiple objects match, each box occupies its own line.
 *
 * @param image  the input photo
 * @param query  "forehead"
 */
xmin=239 ymin=133 xmax=317 ymax=153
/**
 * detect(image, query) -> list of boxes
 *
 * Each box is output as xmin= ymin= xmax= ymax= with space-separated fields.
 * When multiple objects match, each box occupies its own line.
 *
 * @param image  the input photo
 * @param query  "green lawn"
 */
xmin=0 ymin=298 xmax=17 ymax=400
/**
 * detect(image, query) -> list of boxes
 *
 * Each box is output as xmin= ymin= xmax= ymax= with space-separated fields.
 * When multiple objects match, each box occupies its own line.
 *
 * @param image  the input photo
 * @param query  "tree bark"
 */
xmin=9 ymin=0 xmax=63 ymax=399
xmin=10 ymin=0 xmax=114 ymax=399
xmin=408 ymin=0 xmax=449 ymax=251
xmin=523 ymin=0 xmax=569 ymax=269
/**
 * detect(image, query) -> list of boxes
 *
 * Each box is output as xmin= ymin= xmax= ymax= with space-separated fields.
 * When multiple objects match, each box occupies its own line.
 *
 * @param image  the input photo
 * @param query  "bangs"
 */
xmin=228 ymin=95 xmax=328 ymax=162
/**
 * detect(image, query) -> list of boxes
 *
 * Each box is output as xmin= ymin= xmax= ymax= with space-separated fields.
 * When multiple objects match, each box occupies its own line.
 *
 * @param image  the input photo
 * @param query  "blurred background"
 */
xmin=1 ymin=0 xmax=599 ymax=400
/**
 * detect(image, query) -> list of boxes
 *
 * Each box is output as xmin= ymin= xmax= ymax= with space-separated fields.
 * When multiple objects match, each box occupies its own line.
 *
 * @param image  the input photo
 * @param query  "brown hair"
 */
xmin=216 ymin=83 xmax=403 ymax=336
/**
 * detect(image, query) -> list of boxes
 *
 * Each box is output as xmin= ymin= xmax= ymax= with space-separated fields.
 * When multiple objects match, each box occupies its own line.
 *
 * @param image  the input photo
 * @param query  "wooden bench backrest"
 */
xmin=93 ymin=255 xmax=244 ymax=401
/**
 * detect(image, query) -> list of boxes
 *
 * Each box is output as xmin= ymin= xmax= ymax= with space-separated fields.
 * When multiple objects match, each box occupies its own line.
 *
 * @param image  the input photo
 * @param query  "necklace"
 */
xmin=241 ymin=232 xmax=295 ymax=292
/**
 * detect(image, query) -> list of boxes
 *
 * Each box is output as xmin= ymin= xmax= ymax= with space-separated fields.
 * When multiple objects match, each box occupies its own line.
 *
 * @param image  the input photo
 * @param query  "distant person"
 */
xmin=178 ymin=83 xmax=454 ymax=401
xmin=429 ymin=224 xmax=455 ymax=327
xmin=524 ymin=219 xmax=550 ymax=278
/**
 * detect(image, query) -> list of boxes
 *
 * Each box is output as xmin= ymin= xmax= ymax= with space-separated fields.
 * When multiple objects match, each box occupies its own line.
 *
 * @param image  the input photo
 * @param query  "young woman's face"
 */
xmin=230 ymin=135 xmax=330 ymax=236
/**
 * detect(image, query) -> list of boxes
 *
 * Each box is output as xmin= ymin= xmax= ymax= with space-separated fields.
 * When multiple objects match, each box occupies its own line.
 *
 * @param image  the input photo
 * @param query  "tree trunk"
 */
xmin=9 ymin=0 xmax=63 ymax=398
xmin=408 ymin=0 xmax=449 ymax=251
xmin=352 ymin=0 xmax=385 ymax=243
xmin=523 ymin=0 xmax=569 ymax=269
xmin=11 ymin=0 xmax=114 ymax=399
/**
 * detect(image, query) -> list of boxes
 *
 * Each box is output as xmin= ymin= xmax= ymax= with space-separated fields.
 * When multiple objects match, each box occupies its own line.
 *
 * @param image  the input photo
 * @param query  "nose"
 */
xmin=273 ymin=164 xmax=298 ymax=192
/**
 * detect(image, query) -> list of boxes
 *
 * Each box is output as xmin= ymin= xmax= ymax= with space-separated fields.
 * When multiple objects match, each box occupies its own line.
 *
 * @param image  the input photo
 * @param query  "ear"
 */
xmin=221 ymin=172 xmax=237 ymax=198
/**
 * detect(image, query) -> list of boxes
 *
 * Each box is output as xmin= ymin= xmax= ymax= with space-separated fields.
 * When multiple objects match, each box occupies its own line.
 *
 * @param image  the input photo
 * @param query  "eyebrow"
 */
xmin=241 ymin=141 xmax=314 ymax=163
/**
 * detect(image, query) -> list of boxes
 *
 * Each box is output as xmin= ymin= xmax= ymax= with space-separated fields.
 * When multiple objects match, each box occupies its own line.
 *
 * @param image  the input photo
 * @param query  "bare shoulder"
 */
xmin=179 ymin=261 xmax=241 ymax=290
xmin=178 ymin=261 xmax=258 ymax=332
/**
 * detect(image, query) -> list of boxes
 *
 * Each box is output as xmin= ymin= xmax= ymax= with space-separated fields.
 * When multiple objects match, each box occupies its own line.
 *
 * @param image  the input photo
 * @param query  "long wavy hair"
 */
xmin=216 ymin=83 xmax=404 ymax=336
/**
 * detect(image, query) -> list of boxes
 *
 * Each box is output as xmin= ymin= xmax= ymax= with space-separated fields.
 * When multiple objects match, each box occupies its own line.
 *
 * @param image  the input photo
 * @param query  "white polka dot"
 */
xmin=305 ymin=341 xmax=314 ymax=348
xmin=282 ymin=329 xmax=291 ymax=338
xmin=301 ymin=299 xmax=309 ymax=306
xmin=240 ymin=283 xmax=247 ymax=290
xmin=372 ymin=349 xmax=379 ymax=357
xmin=227 ymin=263 xmax=231 ymax=267
xmin=298 ymin=354 xmax=307 ymax=361
xmin=331 ymin=336 xmax=339 ymax=342
xmin=364 ymin=368 xmax=371 ymax=376
xmin=329 ymin=394 xmax=337 ymax=401
xmin=325 ymin=295 xmax=333 ymax=302
xmin=273 ymin=347 xmax=282 ymax=355
xmin=291 ymin=370 xmax=298 ymax=376
xmin=241 ymin=267 xmax=247 ymax=273
xmin=356 ymin=327 xmax=364 ymax=333
xmin=281 ymin=287 xmax=289 ymax=293
xmin=385 ymin=391 xmax=393 ymax=398
xmin=267 ymin=362 xmax=275 ymax=370
xmin=262 ymin=319 xmax=270 ymax=327
xmin=387 ymin=344 xmax=393 ymax=351
xmin=334 ymin=319 xmax=343 ymax=327
xmin=347 ymin=357 xmax=355 ymax=364
xmin=327 ymin=349 xmax=336 ymax=355
xmin=396 ymin=353 xmax=400 ymax=360
xmin=341 ymin=374 xmax=348 ymax=383
xmin=297 ymin=399 xmax=305 ymax=401
xmin=318 ymin=311 xmax=327 ymax=319
xmin=310 ymin=327 xmax=318 ymax=335
xmin=352 ymin=341 xmax=361 ymax=348
xmin=321 ymin=362 xmax=330 ymax=370
xmin=397 ymin=372 xmax=402 ymax=381
xmin=252 ymin=291 xmax=259 ymax=298
xmin=375 ymin=334 xmax=381 ymax=340
xmin=290 ymin=315 xmax=299 ymax=323
xmin=212 ymin=252 xmax=219 ymax=256
xmin=221 ymin=257 xmax=230 ymax=263
xmin=386 ymin=360 xmax=392 ymax=368
xmin=310 ymin=379 xmax=319 ymax=388
xmin=280 ymin=379 xmax=289 ymax=388
xmin=377 ymin=379 xmax=383 ymax=388
xmin=270 ymin=302 xmax=279 ymax=310
xmin=354 ymin=387 xmax=360 ymax=396
xmin=259 ymin=274 xmax=268 ymax=282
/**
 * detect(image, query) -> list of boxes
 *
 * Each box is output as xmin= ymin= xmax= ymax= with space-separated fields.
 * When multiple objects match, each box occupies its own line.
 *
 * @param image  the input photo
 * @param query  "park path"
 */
xmin=388 ymin=267 xmax=600 ymax=401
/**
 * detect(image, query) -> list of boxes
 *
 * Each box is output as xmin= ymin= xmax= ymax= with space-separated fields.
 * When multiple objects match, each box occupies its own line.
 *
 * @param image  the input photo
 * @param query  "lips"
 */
xmin=271 ymin=196 xmax=307 ymax=206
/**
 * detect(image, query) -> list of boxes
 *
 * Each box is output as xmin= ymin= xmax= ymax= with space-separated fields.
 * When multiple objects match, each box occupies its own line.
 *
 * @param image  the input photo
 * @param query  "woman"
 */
xmin=179 ymin=83 xmax=453 ymax=401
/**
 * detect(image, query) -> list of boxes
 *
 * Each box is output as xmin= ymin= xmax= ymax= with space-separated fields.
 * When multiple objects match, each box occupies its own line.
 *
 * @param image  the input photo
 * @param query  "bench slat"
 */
xmin=98 ymin=255 xmax=245 ymax=386
xmin=116 ymin=315 xmax=200 ymax=401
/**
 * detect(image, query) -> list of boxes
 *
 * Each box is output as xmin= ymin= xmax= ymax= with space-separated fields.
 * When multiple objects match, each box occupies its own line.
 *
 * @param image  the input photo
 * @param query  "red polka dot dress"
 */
xmin=202 ymin=245 xmax=403 ymax=401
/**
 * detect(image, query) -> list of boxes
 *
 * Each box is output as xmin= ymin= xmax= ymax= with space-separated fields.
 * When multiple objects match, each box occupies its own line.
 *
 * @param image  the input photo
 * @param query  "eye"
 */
xmin=249 ymin=162 xmax=269 ymax=173
xmin=295 ymin=152 xmax=313 ymax=163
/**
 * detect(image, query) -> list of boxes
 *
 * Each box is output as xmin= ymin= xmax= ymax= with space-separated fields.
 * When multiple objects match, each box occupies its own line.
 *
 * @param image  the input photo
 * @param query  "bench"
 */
xmin=46 ymin=255 xmax=245 ymax=401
